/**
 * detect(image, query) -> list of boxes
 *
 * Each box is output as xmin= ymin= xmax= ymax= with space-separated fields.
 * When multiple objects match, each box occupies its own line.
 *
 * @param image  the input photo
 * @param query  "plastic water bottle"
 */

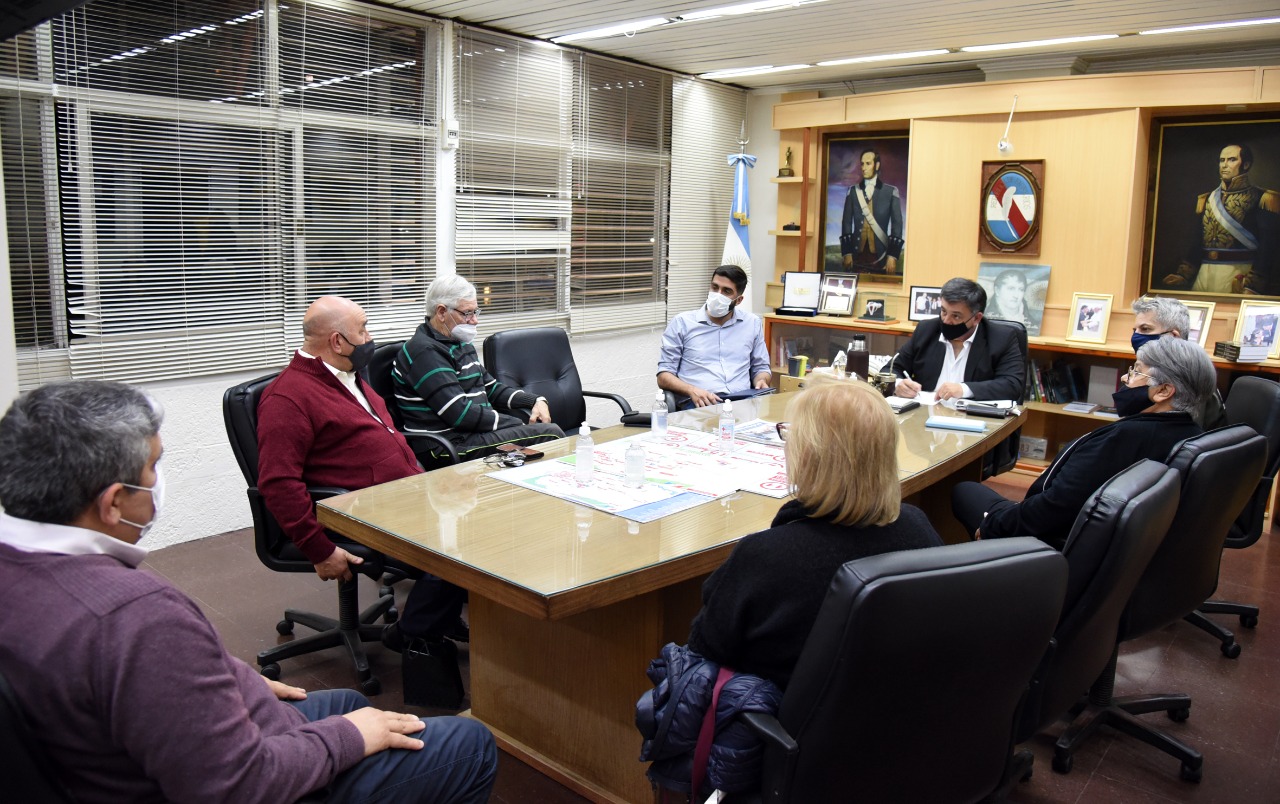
xmin=625 ymin=442 xmax=646 ymax=488
xmin=575 ymin=422 xmax=594 ymax=485
xmin=717 ymin=399 xmax=735 ymax=453
xmin=651 ymin=392 xmax=668 ymax=441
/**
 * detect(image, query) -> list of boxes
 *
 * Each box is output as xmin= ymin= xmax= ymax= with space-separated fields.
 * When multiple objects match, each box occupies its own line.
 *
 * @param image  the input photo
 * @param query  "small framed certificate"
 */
xmin=818 ymin=272 xmax=858 ymax=316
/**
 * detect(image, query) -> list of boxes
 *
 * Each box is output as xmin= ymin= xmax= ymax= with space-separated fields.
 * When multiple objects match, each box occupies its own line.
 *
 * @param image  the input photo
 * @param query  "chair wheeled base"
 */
xmin=257 ymin=576 xmax=397 ymax=696
xmin=1052 ymin=651 xmax=1202 ymax=783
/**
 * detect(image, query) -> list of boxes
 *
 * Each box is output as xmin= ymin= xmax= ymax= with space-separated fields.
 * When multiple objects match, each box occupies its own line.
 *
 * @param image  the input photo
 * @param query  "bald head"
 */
xmin=301 ymin=296 xmax=370 ymax=370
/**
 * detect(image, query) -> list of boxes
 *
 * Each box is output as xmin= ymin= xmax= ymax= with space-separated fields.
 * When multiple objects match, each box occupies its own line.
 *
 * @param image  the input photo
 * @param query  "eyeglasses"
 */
xmin=1126 ymin=365 xmax=1157 ymax=383
xmin=775 ymin=421 xmax=790 ymax=442
xmin=452 ymin=307 xmax=481 ymax=321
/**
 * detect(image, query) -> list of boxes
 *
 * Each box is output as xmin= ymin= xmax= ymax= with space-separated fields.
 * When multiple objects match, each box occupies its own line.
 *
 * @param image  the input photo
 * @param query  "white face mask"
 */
xmin=451 ymin=323 xmax=477 ymax=343
xmin=121 ymin=462 xmax=165 ymax=539
xmin=706 ymin=291 xmax=734 ymax=318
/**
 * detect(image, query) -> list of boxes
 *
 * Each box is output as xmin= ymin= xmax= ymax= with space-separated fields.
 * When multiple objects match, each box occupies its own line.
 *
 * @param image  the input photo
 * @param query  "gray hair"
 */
xmin=941 ymin=277 xmax=987 ymax=314
xmin=0 ymin=381 xmax=163 ymax=524
xmin=1130 ymin=296 xmax=1190 ymax=338
xmin=426 ymin=274 xmax=477 ymax=314
xmin=1137 ymin=337 xmax=1215 ymax=414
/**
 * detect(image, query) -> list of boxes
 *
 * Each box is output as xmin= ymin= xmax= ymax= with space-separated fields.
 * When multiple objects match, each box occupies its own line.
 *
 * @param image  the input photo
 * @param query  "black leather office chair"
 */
xmin=981 ymin=317 xmax=1028 ymax=478
xmin=223 ymin=373 xmax=396 ymax=695
xmin=1190 ymin=376 xmax=1280 ymax=651
xmin=481 ymin=326 xmax=635 ymax=432
xmin=1052 ymin=426 xmax=1266 ymax=780
xmin=1010 ymin=460 xmax=1181 ymax=775
xmin=367 ymin=340 xmax=459 ymax=468
xmin=741 ymin=538 xmax=1067 ymax=804
xmin=0 ymin=668 xmax=76 ymax=803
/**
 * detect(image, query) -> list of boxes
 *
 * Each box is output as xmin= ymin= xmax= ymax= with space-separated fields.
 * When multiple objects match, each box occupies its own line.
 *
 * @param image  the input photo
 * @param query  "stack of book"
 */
xmin=1213 ymin=341 xmax=1270 ymax=363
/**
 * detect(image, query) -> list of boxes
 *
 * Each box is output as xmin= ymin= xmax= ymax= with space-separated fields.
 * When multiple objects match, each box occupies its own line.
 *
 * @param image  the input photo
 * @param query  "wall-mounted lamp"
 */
xmin=997 ymin=94 xmax=1018 ymax=154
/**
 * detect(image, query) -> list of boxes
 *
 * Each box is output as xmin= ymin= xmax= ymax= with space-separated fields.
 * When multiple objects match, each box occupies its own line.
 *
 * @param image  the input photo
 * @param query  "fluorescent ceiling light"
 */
xmin=550 ymin=17 xmax=670 ymax=43
xmin=818 ymin=49 xmax=950 ymax=67
xmin=961 ymin=33 xmax=1118 ymax=53
xmin=1139 ymin=16 xmax=1280 ymax=36
xmin=700 ymin=64 xmax=811 ymax=79
xmin=679 ymin=0 xmax=825 ymax=23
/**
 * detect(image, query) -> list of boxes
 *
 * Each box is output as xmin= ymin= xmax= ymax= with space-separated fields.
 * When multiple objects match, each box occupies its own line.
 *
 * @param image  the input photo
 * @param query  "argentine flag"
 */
xmin=722 ymin=153 xmax=755 ymax=278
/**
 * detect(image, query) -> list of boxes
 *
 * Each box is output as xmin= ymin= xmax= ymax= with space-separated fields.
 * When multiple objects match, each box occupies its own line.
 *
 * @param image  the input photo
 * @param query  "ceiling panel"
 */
xmin=382 ymin=0 xmax=1280 ymax=90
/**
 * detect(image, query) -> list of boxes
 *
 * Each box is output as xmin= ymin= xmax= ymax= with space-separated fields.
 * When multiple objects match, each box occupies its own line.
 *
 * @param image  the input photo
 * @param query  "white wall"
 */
xmin=746 ymin=92 xmax=783 ymax=314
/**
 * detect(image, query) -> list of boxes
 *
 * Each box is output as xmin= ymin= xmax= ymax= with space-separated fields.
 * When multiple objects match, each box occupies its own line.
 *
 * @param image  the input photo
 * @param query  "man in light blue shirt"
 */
xmin=658 ymin=265 xmax=772 ymax=408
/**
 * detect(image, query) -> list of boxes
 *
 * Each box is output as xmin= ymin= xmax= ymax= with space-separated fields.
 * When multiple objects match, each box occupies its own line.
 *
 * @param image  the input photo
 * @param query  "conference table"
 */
xmin=317 ymin=393 xmax=1022 ymax=803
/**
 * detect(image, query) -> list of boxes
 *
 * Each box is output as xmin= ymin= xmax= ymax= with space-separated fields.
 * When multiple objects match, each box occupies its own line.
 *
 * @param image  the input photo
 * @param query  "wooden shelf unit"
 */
xmin=764 ymin=315 xmax=1277 ymax=476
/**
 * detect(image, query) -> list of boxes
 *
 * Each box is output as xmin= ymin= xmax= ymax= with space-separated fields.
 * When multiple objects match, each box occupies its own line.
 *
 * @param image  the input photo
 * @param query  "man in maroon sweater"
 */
xmin=0 ymin=380 xmax=495 ymax=802
xmin=257 ymin=295 xmax=465 ymax=643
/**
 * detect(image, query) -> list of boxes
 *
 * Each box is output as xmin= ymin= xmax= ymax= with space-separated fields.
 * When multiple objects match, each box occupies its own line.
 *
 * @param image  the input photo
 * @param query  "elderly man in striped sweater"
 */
xmin=393 ymin=275 xmax=564 ymax=464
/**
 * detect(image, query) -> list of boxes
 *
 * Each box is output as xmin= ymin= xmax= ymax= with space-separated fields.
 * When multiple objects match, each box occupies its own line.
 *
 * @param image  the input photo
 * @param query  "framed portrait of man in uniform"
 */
xmin=1144 ymin=117 xmax=1280 ymax=300
xmin=820 ymin=133 xmax=910 ymax=285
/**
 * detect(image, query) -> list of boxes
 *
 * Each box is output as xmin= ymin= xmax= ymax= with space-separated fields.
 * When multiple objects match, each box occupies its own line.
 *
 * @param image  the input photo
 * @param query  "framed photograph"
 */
xmin=1067 ymin=292 xmax=1113 ymax=344
xmin=1232 ymin=300 xmax=1280 ymax=358
xmin=979 ymin=161 xmax=1044 ymax=256
xmin=1144 ymin=116 xmax=1280 ymax=299
xmin=818 ymin=272 xmax=858 ymax=316
xmin=908 ymin=285 xmax=942 ymax=322
xmin=1178 ymin=299 xmax=1216 ymax=348
xmin=820 ymin=133 xmax=909 ymax=284
xmin=780 ymin=271 xmax=821 ymax=314
xmin=977 ymin=262 xmax=1051 ymax=336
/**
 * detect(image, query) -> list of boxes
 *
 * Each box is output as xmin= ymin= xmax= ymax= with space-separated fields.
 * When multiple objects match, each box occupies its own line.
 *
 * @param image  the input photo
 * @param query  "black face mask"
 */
xmin=940 ymin=319 xmax=973 ymax=341
xmin=1112 ymin=384 xmax=1152 ymax=418
xmin=340 ymin=334 xmax=376 ymax=373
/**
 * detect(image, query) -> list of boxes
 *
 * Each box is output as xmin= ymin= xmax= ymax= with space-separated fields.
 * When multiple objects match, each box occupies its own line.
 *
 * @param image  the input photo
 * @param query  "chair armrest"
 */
xmin=583 ymin=389 xmax=636 ymax=415
xmin=741 ymin=711 xmax=798 ymax=755
xmin=403 ymin=432 xmax=460 ymax=465
xmin=307 ymin=486 xmax=351 ymax=504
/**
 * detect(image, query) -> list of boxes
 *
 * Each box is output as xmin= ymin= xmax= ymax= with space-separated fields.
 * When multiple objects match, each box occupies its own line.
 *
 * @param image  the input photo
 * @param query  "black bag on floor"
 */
xmin=403 ymin=637 xmax=465 ymax=709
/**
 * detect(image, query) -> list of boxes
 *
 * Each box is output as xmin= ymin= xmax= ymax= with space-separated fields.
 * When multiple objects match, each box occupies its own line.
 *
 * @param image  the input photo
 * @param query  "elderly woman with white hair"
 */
xmin=952 ymin=336 xmax=1214 ymax=550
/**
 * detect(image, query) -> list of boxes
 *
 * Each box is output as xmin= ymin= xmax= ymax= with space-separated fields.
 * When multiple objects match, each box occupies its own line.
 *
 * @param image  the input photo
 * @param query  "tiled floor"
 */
xmin=144 ymin=472 xmax=1280 ymax=802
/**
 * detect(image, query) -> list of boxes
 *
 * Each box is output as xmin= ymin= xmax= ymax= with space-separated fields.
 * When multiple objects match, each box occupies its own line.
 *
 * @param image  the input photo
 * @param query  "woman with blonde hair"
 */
xmin=685 ymin=380 xmax=942 ymax=688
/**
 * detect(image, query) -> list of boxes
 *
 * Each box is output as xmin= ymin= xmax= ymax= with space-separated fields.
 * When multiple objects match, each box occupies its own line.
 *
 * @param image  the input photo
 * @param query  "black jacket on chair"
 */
xmin=892 ymin=317 xmax=1025 ymax=401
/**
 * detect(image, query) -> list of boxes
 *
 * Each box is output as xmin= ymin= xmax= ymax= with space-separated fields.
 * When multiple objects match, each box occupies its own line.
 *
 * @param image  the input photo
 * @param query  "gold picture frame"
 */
xmin=1066 ymin=292 xmax=1113 ymax=344
xmin=1232 ymin=300 xmax=1280 ymax=359
xmin=1177 ymin=299 xmax=1216 ymax=349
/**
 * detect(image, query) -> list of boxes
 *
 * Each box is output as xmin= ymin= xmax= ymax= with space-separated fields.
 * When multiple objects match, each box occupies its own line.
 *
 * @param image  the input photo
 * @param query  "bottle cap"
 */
xmin=655 ymin=391 xmax=664 ymax=401
xmin=581 ymin=422 xmax=590 ymax=436
xmin=723 ymin=399 xmax=733 ymax=413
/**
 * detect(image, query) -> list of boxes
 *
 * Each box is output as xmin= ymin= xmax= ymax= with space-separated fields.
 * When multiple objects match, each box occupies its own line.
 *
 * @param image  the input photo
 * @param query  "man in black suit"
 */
xmin=892 ymin=277 xmax=1025 ymax=402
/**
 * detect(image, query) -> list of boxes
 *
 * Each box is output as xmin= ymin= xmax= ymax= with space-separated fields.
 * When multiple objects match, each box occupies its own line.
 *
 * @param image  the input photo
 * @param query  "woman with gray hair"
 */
xmin=951 ymin=336 xmax=1212 ymax=550
xmin=1129 ymin=294 xmax=1226 ymax=428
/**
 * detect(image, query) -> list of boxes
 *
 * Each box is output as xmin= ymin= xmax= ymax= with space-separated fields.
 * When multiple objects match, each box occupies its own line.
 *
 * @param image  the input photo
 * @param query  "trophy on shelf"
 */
xmin=777 ymin=147 xmax=795 ymax=178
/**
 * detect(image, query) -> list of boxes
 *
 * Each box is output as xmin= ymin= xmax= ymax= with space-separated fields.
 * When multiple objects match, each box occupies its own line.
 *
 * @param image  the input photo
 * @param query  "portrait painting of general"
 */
xmin=1146 ymin=117 xmax=1280 ymax=300
xmin=821 ymin=134 xmax=910 ymax=284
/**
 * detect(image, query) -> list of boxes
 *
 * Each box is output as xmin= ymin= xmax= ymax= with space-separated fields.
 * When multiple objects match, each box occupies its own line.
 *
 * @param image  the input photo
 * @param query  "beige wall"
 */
xmin=906 ymin=108 xmax=1143 ymax=342
xmin=771 ymin=66 xmax=1280 ymax=349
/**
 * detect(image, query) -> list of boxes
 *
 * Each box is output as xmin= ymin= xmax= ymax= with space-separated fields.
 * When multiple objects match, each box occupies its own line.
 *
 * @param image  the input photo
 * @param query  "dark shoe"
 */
xmin=381 ymin=622 xmax=406 ymax=654
xmin=443 ymin=617 xmax=470 ymax=643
